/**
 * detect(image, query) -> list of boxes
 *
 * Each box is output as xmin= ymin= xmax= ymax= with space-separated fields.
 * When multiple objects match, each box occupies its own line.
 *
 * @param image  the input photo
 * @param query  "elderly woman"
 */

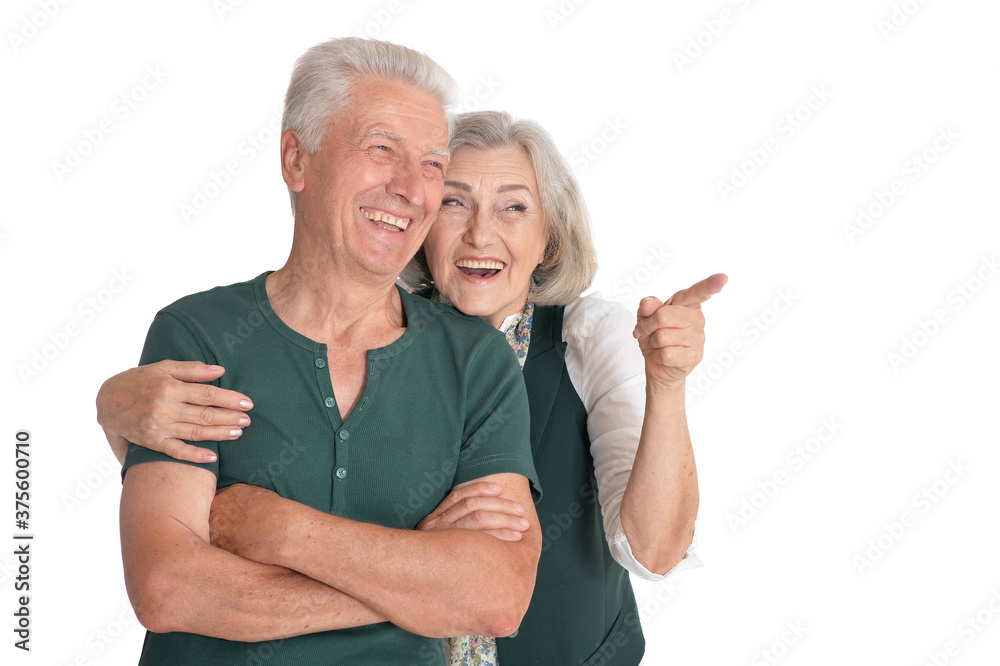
xmin=97 ymin=110 xmax=724 ymax=665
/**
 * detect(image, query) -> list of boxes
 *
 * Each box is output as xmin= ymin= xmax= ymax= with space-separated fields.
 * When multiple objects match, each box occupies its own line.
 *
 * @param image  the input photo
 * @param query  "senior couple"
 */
xmin=99 ymin=37 xmax=724 ymax=665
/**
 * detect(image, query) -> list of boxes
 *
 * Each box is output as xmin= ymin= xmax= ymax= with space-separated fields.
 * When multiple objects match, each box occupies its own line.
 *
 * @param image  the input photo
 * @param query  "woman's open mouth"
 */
xmin=456 ymin=258 xmax=505 ymax=279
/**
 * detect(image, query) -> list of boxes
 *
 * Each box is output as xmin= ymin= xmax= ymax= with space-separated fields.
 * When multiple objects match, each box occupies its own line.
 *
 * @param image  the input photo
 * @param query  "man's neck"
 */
xmin=266 ymin=257 xmax=404 ymax=347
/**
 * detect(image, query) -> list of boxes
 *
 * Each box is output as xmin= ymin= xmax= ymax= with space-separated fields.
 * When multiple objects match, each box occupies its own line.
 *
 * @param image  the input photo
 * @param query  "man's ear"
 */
xmin=281 ymin=129 xmax=308 ymax=193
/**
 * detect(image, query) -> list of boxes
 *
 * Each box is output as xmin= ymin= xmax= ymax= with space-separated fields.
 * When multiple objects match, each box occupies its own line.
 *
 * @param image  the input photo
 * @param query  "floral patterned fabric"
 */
xmin=446 ymin=298 xmax=534 ymax=665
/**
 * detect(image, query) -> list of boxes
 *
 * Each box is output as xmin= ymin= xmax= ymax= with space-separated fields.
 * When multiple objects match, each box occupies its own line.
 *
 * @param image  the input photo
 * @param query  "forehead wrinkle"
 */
xmin=444 ymin=180 xmax=472 ymax=192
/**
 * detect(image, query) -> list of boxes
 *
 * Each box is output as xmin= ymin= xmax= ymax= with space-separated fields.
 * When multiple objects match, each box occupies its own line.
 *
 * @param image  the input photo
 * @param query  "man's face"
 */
xmin=294 ymin=76 xmax=450 ymax=280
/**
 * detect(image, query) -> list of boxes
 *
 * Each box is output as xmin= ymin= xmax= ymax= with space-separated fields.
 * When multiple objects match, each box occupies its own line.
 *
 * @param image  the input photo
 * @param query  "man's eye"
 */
xmin=442 ymin=198 xmax=462 ymax=206
xmin=375 ymin=145 xmax=390 ymax=151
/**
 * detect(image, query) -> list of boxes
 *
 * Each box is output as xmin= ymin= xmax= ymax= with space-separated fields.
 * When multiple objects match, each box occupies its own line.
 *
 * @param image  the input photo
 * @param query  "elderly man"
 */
xmin=118 ymin=38 xmax=541 ymax=665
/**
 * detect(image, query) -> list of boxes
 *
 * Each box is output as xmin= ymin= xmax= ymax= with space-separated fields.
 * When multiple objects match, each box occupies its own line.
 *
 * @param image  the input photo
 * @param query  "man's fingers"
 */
xmin=666 ymin=273 xmax=728 ymax=308
xmin=158 ymin=438 xmax=218 ymax=463
xmin=435 ymin=496 xmax=525 ymax=526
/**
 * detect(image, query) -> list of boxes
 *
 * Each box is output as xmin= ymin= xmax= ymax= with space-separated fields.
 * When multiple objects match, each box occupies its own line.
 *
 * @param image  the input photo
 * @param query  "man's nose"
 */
xmin=388 ymin=159 xmax=425 ymax=207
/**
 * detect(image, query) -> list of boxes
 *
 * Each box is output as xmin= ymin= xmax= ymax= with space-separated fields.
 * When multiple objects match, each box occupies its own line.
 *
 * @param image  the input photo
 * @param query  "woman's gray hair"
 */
xmin=400 ymin=110 xmax=598 ymax=306
xmin=282 ymin=38 xmax=458 ymax=208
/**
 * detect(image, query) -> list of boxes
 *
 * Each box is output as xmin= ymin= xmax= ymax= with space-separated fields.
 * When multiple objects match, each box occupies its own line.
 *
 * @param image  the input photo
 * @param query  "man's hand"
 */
xmin=633 ymin=273 xmax=728 ymax=392
xmin=97 ymin=360 xmax=254 ymax=464
xmin=417 ymin=480 xmax=530 ymax=542
xmin=209 ymin=484 xmax=286 ymax=564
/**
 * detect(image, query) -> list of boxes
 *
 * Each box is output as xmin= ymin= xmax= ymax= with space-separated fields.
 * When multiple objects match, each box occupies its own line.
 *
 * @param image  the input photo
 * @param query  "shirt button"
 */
xmin=339 ymin=429 xmax=350 ymax=441
xmin=315 ymin=358 xmax=327 ymax=369
xmin=324 ymin=397 xmax=335 ymax=408
xmin=335 ymin=467 xmax=347 ymax=479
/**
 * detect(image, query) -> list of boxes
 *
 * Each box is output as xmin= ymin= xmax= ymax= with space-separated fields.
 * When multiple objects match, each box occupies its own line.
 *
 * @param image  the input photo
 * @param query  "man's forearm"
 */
xmin=121 ymin=463 xmax=386 ymax=643
xmin=242 ymin=478 xmax=541 ymax=638
xmin=277 ymin=510 xmax=537 ymax=638
xmin=138 ymin=544 xmax=387 ymax=641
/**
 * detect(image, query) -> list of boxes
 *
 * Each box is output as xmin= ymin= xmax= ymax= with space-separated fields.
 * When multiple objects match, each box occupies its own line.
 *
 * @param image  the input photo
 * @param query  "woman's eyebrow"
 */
xmin=497 ymin=184 xmax=529 ymax=193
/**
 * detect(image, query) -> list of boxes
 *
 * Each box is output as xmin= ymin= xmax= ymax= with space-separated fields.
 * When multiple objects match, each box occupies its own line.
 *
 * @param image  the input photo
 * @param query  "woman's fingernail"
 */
xmin=205 ymin=452 xmax=218 ymax=462
xmin=229 ymin=428 xmax=242 ymax=438
xmin=238 ymin=416 xmax=251 ymax=426
xmin=239 ymin=400 xmax=253 ymax=409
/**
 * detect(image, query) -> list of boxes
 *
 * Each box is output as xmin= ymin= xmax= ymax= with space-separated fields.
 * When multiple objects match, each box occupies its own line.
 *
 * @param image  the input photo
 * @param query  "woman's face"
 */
xmin=424 ymin=146 xmax=547 ymax=328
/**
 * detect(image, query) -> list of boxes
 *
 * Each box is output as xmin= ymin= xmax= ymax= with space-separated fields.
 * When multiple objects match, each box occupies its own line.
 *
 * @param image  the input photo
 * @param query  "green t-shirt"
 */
xmin=123 ymin=271 xmax=539 ymax=666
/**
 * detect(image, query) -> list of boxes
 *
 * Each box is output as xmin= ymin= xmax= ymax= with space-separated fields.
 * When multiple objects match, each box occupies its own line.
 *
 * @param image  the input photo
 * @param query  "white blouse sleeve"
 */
xmin=562 ymin=295 xmax=702 ymax=582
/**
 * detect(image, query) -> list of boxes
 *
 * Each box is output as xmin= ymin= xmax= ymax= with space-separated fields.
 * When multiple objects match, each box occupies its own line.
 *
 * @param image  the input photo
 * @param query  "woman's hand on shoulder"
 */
xmin=96 ymin=360 xmax=253 ymax=464
xmin=633 ymin=273 xmax=728 ymax=393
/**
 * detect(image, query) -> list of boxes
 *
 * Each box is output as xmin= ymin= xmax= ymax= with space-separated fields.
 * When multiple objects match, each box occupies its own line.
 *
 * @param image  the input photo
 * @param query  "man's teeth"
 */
xmin=456 ymin=259 xmax=505 ymax=270
xmin=362 ymin=209 xmax=409 ymax=230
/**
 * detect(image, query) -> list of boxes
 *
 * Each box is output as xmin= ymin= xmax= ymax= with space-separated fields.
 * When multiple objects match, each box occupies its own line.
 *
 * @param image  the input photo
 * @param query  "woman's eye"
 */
xmin=442 ymin=198 xmax=463 ymax=207
xmin=506 ymin=204 xmax=526 ymax=212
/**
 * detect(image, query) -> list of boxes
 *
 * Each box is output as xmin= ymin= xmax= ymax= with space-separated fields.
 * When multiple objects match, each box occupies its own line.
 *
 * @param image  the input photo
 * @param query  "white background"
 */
xmin=3 ymin=1 xmax=999 ymax=664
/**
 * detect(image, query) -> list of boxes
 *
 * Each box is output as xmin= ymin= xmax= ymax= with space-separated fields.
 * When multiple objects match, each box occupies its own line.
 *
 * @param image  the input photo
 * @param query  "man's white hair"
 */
xmin=281 ymin=37 xmax=458 ymax=208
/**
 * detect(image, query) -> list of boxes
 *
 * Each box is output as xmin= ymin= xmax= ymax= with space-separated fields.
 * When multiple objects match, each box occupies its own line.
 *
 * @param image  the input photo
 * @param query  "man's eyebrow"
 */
xmin=365 ymin=130 xmax=404 ymax=143
xmin=365 ymin=130 xmax=449 ymax=160
xmin=444 ymin=180 xmax=472 ymax=191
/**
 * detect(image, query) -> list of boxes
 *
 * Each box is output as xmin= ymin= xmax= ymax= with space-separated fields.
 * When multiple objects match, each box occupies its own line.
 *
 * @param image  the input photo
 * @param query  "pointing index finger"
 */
xmin=667 ymin=273 xmax=728 ymax=308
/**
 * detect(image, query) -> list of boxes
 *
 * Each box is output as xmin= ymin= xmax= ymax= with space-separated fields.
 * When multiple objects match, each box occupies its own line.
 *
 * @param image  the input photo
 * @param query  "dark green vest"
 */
xmin=496 ymin=305 xmax=644 ymax=665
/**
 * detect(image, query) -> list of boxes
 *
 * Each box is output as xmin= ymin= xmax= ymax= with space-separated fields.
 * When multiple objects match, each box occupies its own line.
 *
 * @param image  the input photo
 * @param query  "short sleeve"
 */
xmin=453 ymin=333 xmax=541 ymax=501
xmin=564 ymin=295 xmax=701 ymax=581
xmin=121 ymin=310 xmax=221 ymax=480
